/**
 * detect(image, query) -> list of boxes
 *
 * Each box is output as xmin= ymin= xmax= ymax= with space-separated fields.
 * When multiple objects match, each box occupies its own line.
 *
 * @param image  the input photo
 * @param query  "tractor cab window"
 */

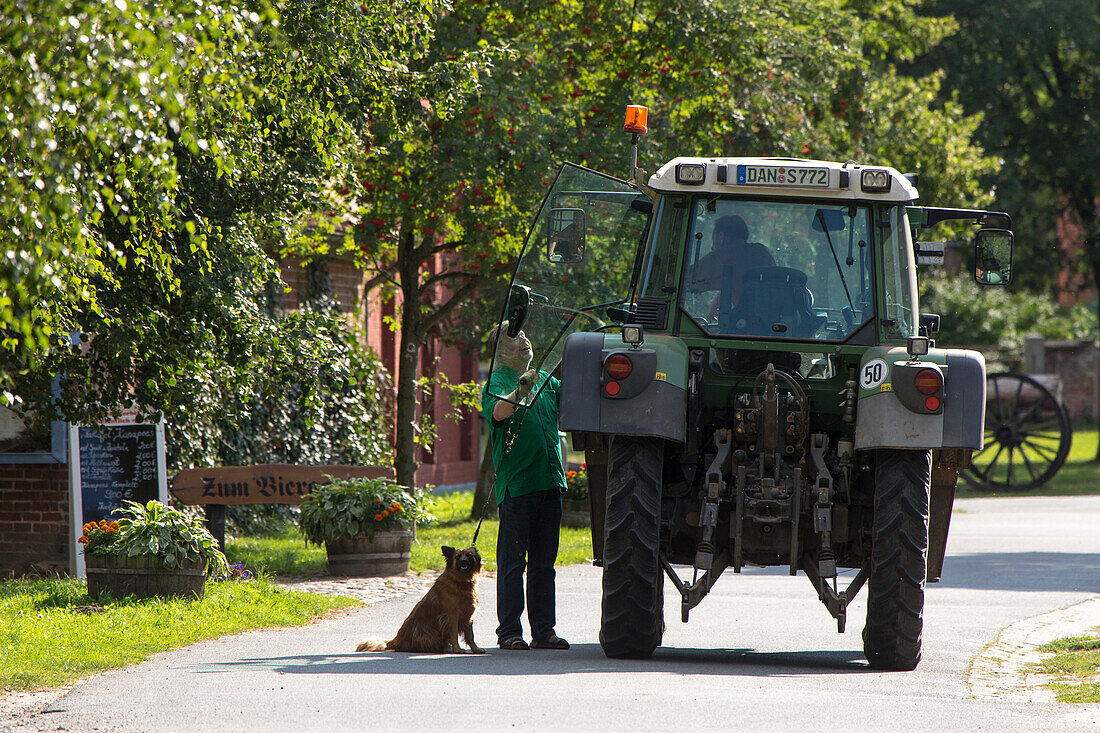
xmin=880 ymin=205 xmax=918 ymax=340
xmin=681 ymin=198 xmax=873 ymax=341
xmin=486 ymin=163 xmax=651 ymax=405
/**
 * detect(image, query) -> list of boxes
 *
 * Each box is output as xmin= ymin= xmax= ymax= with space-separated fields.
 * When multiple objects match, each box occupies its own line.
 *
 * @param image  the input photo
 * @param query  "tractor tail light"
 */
xmin=605 ymin=354 xmax=633 ymax=381
xmin=914 ymin=368 xmax=943 ymax=395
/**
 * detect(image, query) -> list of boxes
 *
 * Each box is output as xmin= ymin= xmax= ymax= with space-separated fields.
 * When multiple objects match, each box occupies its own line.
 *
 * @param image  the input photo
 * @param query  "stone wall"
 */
xmin=1026 ymin=338 xmax=1098 ymax=423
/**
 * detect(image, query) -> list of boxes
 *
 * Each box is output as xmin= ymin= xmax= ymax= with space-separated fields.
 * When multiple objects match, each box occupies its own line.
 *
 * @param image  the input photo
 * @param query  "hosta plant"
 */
xmin=298 ymin=476 xmax=435 ymax=545
xmin=82 ymin=499 xmax=229 ymax=576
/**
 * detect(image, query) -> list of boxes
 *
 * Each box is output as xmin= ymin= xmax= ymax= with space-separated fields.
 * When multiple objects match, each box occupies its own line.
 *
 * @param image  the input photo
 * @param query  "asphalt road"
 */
xmin=12 ymin=495 xmax=1100 ymax=732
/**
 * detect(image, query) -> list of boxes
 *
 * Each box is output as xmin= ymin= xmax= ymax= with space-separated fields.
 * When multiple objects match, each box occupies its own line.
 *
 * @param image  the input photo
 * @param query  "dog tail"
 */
xmin=355 ymin=638 xmax=390 ymax=652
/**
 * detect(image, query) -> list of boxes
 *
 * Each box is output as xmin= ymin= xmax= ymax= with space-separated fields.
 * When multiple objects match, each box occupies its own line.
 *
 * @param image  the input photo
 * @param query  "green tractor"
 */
xmin=486 ymin=110 xmax=1013 ymax=671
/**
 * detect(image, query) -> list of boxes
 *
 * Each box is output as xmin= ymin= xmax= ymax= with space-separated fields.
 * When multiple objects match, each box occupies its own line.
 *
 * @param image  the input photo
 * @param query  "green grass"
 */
xmin=956 ymin=428 xmax=1100 ymax=498
xmin=0 ymin=577 xmax=358 ymax=693
xmin=225 ymin=530 xmax=328 ymax=576
xmin=1032 ymin=633 xmax=1100 ymax=703
xmin=412 ymin=491 xmax=594 ymax=571
xmin=225 ymin=490 xmax=595 ymax=577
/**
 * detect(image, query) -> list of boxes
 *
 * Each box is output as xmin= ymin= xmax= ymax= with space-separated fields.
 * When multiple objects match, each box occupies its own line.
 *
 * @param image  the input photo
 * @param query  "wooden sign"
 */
xmin=170 ymin=464 xmax=393 ymax=506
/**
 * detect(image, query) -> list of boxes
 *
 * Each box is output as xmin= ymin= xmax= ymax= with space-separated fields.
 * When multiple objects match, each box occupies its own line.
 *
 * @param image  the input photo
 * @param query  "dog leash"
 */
xmin=470 ymin=380 xmax=530 ymax=548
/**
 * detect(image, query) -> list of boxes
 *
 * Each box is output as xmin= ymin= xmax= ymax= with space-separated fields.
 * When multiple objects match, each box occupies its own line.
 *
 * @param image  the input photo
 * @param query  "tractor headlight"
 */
xmin=675 ymin=163 xmax=707 ymax=185
xmin=621 ymin=324 xmax=644 ymax=347
xmin=860 ymin=168 xmax=891 ymax=193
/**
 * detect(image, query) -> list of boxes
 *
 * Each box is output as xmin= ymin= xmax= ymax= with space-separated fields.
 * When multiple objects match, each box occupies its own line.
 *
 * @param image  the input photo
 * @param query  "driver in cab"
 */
xmin=687 ymin=214 xmax=776 ymax=310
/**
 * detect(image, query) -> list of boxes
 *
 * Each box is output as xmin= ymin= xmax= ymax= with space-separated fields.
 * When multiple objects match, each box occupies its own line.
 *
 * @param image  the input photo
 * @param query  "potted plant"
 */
xmin=80 ymin=499 xmax=229 ymax=601
xmin=298 ymin=475 xmax=435 ymax=576
xmin=562 ymin=465 xmax=590 ymax=528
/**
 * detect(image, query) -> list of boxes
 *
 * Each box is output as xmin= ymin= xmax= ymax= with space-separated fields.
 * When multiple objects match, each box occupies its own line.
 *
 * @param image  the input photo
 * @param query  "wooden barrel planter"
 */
xmin=562 ymin=498 xmax=590 ymax=528
xmin=325 ymin=530 xmax=413 ymax=576
xmin=85 ymin=553 xmax=206 ymax=601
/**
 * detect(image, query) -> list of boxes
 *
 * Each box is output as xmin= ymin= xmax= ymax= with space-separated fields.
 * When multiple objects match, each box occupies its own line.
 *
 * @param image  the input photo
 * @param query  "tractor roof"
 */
xmin=648 ymin=157 xmax=918 ymax=203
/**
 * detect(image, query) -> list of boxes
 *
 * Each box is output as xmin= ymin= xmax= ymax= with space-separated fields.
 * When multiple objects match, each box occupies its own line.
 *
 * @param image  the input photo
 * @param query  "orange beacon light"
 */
xmin=623 ymin=105 xmax=649 ymax=134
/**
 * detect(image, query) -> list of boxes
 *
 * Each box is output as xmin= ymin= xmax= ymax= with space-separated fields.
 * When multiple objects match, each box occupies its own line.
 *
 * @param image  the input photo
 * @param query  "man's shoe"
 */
xmin=530 ymin=635 xmax=569 ymax=649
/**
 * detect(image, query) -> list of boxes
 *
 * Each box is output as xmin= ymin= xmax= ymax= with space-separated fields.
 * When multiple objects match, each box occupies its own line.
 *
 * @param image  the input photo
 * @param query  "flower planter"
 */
xmin=325 ymin=529 xmax=413 ymax=576
xmin=562 ymin=498 xmax=590 ymax=528
xmin=85 ymin=553 xmax=206 ymax=601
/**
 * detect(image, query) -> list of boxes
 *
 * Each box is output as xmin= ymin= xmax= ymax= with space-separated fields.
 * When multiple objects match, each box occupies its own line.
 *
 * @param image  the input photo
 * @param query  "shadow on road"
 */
xmin=938 ymin=552 xmax=1100 ymax=592
xmin=197 ymin=644 xmax=870 ymax=678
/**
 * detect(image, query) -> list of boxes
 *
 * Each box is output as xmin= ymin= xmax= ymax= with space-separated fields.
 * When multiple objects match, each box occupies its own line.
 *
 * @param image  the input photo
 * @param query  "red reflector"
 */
xmin=605 ymin=354 xmax=633 ymax=380
xmin=605 ymin=380 xmax=621 ymax=396
xmin=914 ymin=368 xmax=942 ymax=395
xmin=925 ymin=395 xmax=941 ymax=411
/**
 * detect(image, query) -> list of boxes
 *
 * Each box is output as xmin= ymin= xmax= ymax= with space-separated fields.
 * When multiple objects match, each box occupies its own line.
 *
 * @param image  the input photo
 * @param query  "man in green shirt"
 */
xmin=481 ymin=323 xmax=569 ymax=650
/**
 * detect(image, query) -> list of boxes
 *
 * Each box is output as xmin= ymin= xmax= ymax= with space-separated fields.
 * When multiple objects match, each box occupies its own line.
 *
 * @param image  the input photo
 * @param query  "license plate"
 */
xmin=735 ymin=165 xmax=831 ymax=188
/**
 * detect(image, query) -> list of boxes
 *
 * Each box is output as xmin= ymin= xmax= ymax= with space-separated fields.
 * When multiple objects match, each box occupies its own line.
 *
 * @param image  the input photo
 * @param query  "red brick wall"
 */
xmin=0 ymin=464 xmax=70 ymax=577
xmin=280 ymin=254 xmax=482 ymax=490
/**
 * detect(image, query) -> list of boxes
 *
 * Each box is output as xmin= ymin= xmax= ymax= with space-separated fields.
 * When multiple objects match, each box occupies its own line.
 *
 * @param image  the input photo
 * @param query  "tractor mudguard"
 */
xmin=855 ymin=346 xmax=986 ymax=450
xmin=559 ymin=332 xmax=688 ymax=443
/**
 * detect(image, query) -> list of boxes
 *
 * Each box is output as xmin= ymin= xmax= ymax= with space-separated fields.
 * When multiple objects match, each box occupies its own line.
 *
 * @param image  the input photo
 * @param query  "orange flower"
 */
xmin=380 ymin=510 xmax=389 ymax=518
xmin=375 ymin=498 xmax=383 ymax=504
xmin=374 ymin=513 xmax=384 ymax=521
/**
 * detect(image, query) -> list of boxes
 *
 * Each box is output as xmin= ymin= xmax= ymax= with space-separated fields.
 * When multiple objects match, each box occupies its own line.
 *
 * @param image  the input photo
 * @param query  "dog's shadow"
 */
xmin=201 ymin=643 xmax=868 ymax=677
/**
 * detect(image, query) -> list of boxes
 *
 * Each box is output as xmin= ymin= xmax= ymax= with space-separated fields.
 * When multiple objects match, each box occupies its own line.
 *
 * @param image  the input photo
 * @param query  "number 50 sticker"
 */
xmin=861 ymin=359 xmax=889 ymax=389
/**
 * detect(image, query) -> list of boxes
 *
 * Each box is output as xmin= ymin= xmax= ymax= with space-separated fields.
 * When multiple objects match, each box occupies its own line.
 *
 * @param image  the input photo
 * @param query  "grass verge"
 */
xmin=225 ymin=490 xmax=594 ymax=576
xmin=0 ymin=577 xmax=357 ymax=693
xmin=956 ymin=428 xmax=1100 ymax=499
xmin=1032 ymin=633 xmax=1100 ymax=703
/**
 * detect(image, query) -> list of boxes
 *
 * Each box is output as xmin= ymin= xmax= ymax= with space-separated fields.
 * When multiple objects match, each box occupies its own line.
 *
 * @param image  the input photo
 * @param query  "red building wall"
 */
xmin=0 ymin=464 xmax=70 ymax=577
xmin=279 ymin=254 xmax=481 ymax=490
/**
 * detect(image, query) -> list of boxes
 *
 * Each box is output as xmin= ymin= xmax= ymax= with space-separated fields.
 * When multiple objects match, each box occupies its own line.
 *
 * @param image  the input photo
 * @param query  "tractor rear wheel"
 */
xmin=599 ymin=435 xmax=665 ymax=659
xmin=863 ymin=449 xmax=931 ymax=671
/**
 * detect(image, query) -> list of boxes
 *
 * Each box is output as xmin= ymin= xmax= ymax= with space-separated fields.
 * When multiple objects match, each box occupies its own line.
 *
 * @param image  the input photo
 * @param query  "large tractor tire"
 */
xmin=599 ymin=435 xmax=665 ymax=659
xmin=863 ymin=449 xmax=931 ymax=671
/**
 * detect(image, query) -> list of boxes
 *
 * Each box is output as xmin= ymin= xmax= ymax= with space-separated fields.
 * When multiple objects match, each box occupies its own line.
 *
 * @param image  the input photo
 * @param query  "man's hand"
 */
xmin=493 ymin=370 xmax=537 ymax=422
xmin=515 ymin=370 xmax=537 ymax=400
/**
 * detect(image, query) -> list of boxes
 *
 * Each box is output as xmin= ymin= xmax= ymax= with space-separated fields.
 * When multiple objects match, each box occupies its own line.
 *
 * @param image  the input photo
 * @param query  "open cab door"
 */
xmin=486 ymin=163 xmax=653 ymax=408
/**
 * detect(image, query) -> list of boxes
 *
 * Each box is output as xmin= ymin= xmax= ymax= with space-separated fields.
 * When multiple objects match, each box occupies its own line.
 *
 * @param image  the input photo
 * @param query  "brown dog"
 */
xmin=355 ymin=545 xmax=485 ymax=654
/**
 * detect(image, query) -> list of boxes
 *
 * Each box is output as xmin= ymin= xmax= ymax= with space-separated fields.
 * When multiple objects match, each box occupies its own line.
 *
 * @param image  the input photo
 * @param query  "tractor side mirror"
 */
xmin=545 ymin=208 xmax=586 ymax=263
xmin=505 ymin=285 xmax=531 ymax=337
xmin=974 ymin=229 xmax=1013 ymax=286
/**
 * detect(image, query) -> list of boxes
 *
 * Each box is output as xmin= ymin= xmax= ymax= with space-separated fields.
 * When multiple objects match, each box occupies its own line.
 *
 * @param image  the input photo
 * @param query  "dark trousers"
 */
xmin=496 ymin=488 xmax=562 ymax=642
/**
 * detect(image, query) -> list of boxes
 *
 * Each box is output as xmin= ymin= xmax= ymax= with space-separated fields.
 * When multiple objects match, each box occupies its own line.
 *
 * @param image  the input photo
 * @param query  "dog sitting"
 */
xmin=355 ymin=545 xmax=485 ymax=654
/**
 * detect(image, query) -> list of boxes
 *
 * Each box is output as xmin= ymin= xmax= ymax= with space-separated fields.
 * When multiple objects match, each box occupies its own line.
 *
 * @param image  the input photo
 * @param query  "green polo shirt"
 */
xmin=481 ymin=367 xmax=567 ymax=505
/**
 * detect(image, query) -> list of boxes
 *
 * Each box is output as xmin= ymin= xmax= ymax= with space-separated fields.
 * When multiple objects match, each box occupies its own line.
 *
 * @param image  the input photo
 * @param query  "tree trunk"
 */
xmin=394 ymin=321 xmax=421 ymax=488
xmin=394 ymin=229 xmax=424 ymax=489
xmin=470 ymin=439 xmax=497 ymax=519
xmin=1092 ymin=255 xmax=1100 ymax=463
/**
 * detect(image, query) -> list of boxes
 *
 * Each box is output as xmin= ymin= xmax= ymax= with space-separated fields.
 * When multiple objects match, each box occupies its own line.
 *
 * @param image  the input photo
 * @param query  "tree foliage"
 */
xmin=921 ymin=271 xmax=1096 ymax=352
xmin=3 ymin=0 xmax=1006 ymax=489
xmin=331 ymin=0 xmax=998 ymax=487
xmin=912 ymin=0 xmax=1100 ymax=293
xmin=1 ymin=1 xmax=475 ymax=468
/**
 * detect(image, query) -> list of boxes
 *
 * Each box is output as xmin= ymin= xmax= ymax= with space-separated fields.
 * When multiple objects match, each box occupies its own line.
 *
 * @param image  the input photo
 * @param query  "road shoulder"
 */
xmin=969 ymin=595 xmax=1100 ymax=723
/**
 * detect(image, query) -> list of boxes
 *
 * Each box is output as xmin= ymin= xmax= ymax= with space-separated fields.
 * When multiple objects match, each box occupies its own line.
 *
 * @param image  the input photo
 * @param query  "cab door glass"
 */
xmin=487 ymin=163 xmax=651 ymax=403
xmin=880 ymin=206 xmax=918 ymax=340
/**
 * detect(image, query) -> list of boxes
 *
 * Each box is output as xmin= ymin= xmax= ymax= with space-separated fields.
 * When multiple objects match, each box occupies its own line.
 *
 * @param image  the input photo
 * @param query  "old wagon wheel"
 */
xmin=961 ymin=372 xmax=1072 ymax=492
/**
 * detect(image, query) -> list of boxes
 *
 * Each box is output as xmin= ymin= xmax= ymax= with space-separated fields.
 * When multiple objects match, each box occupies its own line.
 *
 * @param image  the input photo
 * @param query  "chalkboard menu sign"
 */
xmin=77 ymin=424 xmax=160 ymax=523
xmin=68 ymin=414 xmax=167 ymax=577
